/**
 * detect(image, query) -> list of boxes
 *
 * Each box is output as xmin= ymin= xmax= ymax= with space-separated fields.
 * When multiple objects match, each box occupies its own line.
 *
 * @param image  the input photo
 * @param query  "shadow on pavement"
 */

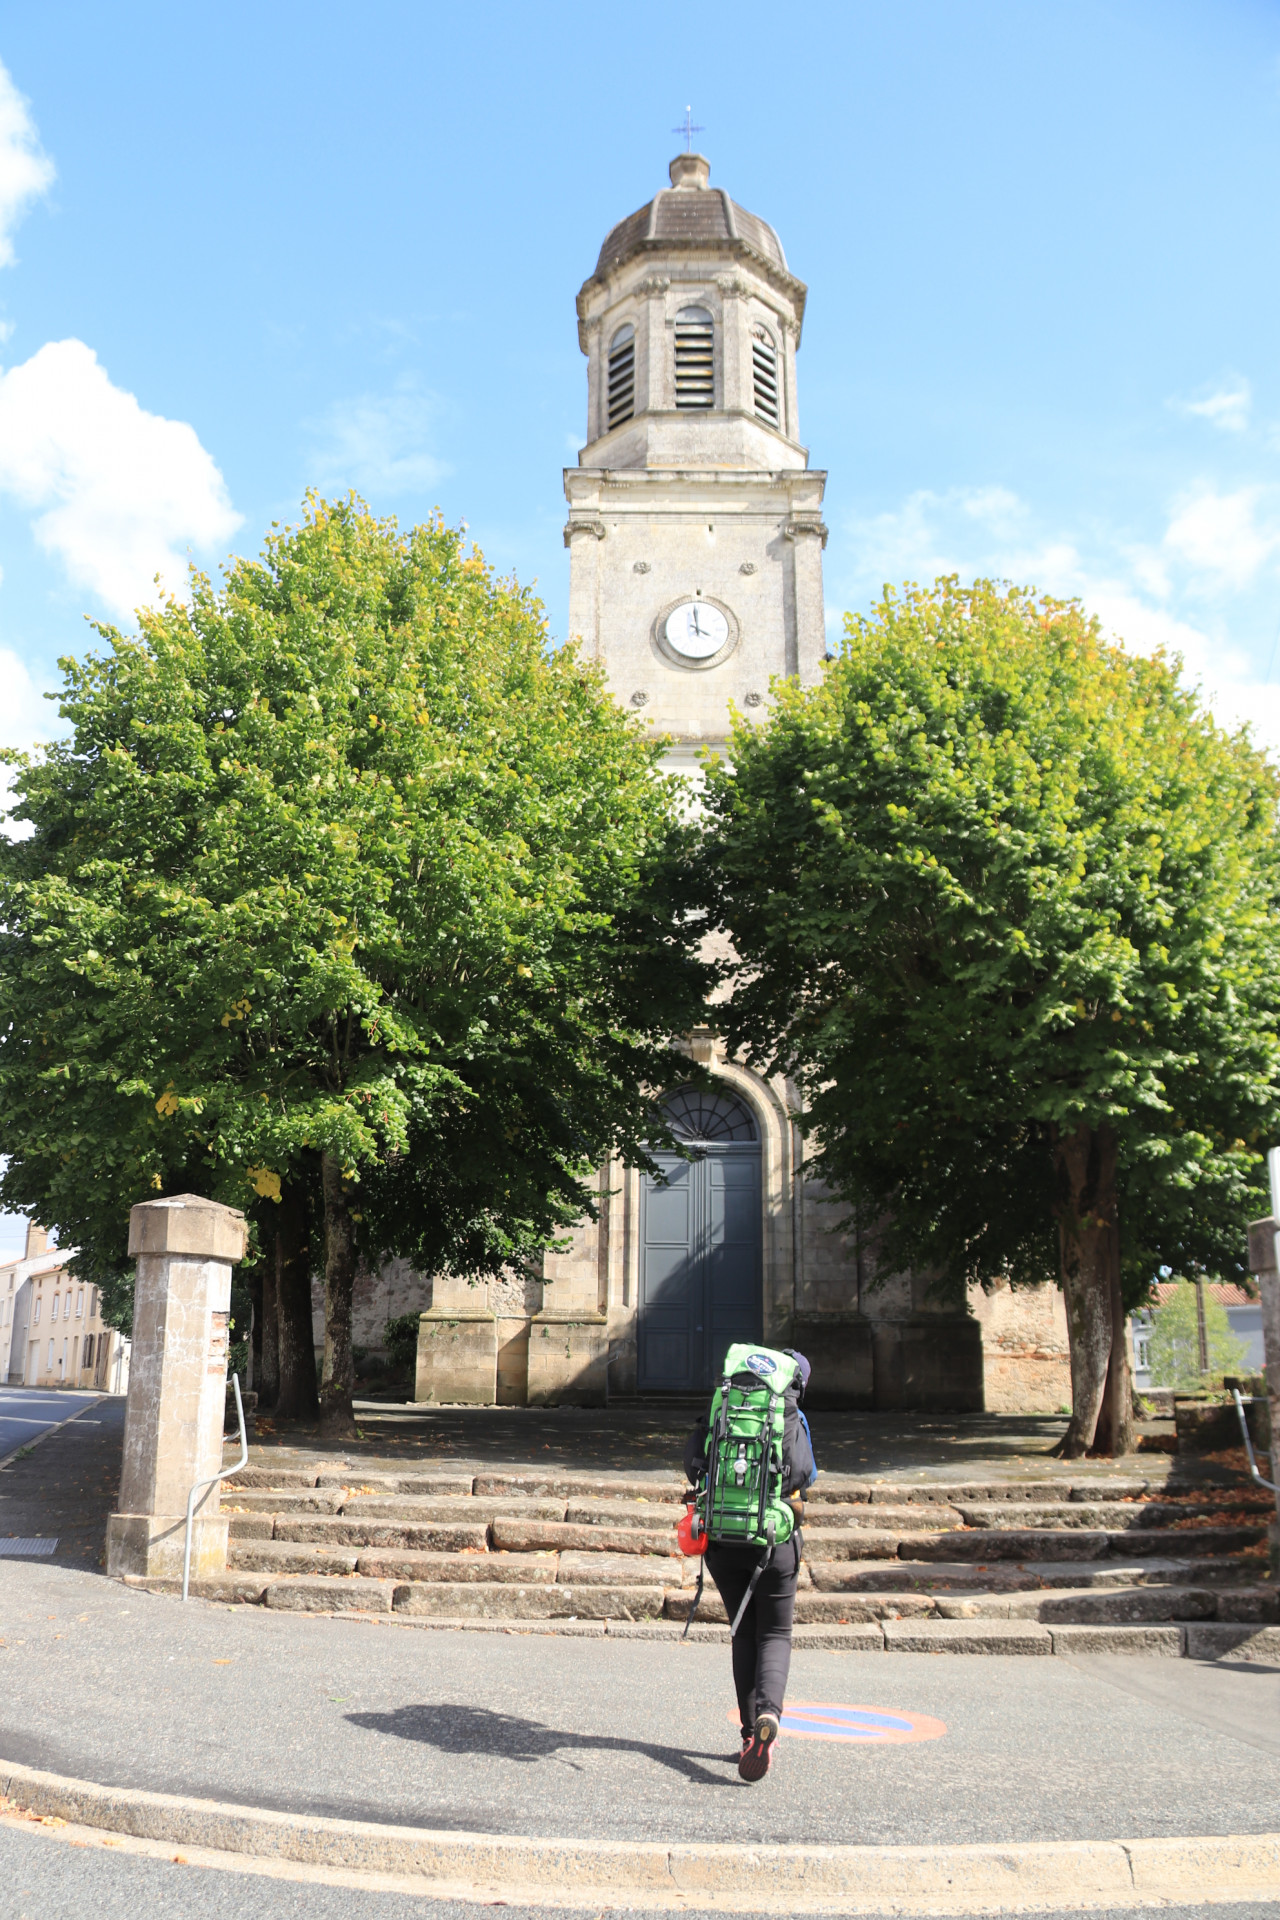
xmin=346 ymin=1702 xmax=738 ymax=1786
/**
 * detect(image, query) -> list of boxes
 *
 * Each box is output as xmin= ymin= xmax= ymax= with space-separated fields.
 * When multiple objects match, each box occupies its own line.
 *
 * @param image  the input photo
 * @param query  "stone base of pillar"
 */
xmin=415 ymin=1310 xmax=498 ymax=1405
xmin=527 ymin=1313 xmax=608 ymax=1406
xmin=789 ymin=1313 xmax=874 ymax=1409
xmin=106 ymin=1510 xmax=229 ymax=1580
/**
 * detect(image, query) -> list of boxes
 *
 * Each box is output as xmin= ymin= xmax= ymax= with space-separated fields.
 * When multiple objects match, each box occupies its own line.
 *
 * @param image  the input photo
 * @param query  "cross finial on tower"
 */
xmin=672 ymin=106 xmax=704 ymax=153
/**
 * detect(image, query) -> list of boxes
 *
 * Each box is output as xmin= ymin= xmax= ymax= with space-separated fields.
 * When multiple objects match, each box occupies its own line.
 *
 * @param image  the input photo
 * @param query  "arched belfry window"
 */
xmin=674 ymin=306 xmax=714 ymax=410
xmin=662 ymin=1085 xmax=757 ymax=1143
xmin=751 ymin=325 xmax=779 ymax=427
xmin=607 ymin=323 xmax=635 ymax=430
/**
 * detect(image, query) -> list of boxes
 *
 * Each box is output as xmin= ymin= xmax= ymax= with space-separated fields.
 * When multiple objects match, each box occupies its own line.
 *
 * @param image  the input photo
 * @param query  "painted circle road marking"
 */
xmin=729 ymin=1701 xmax=946 ymax=1744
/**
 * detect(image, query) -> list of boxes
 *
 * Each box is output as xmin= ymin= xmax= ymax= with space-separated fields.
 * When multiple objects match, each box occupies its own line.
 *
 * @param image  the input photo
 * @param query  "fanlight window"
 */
xmin=674 ymin=306 xmax=714 ymax=409
xmin=662 ymin=1085 xmax=757 ymax=1143
xmin=607 ymin=322 xmax=635 ymax=430
xmin=752 ymin=325 xmax=779 ymax=427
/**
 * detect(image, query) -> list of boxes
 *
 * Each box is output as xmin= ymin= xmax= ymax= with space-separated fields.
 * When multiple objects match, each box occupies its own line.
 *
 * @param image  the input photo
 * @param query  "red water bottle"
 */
xmin=677 ymin=1497 xmax=706 ymax=1556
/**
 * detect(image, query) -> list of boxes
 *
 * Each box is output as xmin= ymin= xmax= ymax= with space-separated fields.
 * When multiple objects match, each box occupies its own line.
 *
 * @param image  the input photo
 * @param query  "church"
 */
xmin=367 ymin=151 xmax=1072 ymax=1413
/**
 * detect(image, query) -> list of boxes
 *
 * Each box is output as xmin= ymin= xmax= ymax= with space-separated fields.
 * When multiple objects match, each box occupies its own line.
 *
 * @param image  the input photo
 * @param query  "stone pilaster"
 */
xmin=106 ymin=1194 xmax=247 ymax=1580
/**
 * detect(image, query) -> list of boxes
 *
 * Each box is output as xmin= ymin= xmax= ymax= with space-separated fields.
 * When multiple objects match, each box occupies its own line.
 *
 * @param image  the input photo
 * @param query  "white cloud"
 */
xmin=311 ymin=379 xmax=448 ymax=496
xmin=0 ymin=60 xmax=53 ymax=270
xmin=0 ymin=339 xmax=241 ymax=617
xmin=1163 ymin=485 xmax=1280 ymax=588
xmin=844 ymin=486 xmax=1083 ymax=603
xmin=1172 ymin=379 xmax=1252 ymax=433
xmin=839 ymin=484 xmax=1280 ymax=756
xmin=0 ymin=645 xmax=56 ymax=750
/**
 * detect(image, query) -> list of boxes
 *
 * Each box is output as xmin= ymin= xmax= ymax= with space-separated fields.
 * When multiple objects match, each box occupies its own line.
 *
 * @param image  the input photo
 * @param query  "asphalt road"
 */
xmin=2 ymin=1557 xmax=1279 ymax=1851
xmin=0 ymin=1389 xmax=101 ymax=1466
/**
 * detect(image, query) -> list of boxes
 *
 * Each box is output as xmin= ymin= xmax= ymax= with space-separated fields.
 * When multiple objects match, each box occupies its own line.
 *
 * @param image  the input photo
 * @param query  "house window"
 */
xmin=674 ymin=306 xmax=714 ymax=409
xmin=34 ymin=1297 xmax=41 ymax=1325
xmin=751 ymin=325 xmax=779 ymax=427
xmin=607 ymin=323 xmax=635 ymax=430
xmin=47 ymin=1338 xmax=54 ymax=1370
xmin=76 ymin=1289 xmax=84 ymax=1318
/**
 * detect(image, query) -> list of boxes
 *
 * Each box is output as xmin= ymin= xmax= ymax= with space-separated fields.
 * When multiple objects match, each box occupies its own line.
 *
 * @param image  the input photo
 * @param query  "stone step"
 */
xmin=955 ymin=1501 xmax=1269 ymax=1530
xmin=660 ymin=1584 xmax=1278 ymax=1627
xmin=908 ymin=1525 xmax=1265 ymax=1561
xmin=473 ymin=1474 xmax=686 ymax=1501
xmin=336 ymin=1496 xmax=569 ymax=1523
xmin=273 ymin=1516 xmax=490 ymax=1551
xmin=352 ymin=1551 xmax=558 ymax=1584
xmin=490 ymin=1518 xmax=676 ymax=1555
xmin=392 ymin=1582 xmax=666 ymax=1620
xmin=803 ymin=1504 xmax=964 ymax=1530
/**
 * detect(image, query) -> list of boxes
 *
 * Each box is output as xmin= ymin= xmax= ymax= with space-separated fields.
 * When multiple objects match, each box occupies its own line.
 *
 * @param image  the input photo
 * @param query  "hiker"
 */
xmin=682 ymin=1346 xmax=816 ymax=1782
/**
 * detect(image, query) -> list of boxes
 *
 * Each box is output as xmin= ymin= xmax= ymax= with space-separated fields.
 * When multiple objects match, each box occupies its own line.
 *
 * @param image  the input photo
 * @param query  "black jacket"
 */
xmin=683 ymin=1384 xmax=815 ymax=1497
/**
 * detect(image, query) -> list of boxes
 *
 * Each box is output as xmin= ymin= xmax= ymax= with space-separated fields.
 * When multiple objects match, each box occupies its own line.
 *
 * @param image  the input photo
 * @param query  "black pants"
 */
xmin=705 ymin=1537 xmax=800 ymax=1736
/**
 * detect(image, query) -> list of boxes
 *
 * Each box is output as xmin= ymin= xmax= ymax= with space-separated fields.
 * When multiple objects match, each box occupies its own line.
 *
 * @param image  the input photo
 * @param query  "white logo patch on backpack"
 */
xmin=745 ymin=1352 xmax=777 ymax=1378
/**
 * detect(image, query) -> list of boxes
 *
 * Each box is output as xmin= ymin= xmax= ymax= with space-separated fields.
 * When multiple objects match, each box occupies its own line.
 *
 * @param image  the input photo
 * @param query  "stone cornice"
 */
xmin=576 ymin=240 xmax=807 ymax=337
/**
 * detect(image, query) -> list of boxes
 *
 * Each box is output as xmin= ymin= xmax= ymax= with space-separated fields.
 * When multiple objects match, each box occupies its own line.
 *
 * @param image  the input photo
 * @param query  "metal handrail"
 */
xmin=1231 ymin=1388 xmax=1279 ymax=1496
xmin=182 ymin=1372 xmax=247 ymax=1603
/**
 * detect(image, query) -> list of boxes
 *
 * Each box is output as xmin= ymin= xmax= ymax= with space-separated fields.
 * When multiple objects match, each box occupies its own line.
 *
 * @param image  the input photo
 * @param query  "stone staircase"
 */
xmin=125 ymin=1451 xmax=1280 ymax=1656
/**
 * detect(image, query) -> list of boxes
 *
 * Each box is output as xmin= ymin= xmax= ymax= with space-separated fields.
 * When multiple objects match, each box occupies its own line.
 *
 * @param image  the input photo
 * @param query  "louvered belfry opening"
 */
xmin=674 ymin=306 xmax=714 ymax=409
xmin=607 ymin=323 xmax=635 ymax=430
xmin=752 ymin=326 xmax=779 ymax=427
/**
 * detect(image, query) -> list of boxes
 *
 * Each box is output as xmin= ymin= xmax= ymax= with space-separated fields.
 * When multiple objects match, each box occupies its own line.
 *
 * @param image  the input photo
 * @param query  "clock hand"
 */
xmin=689 ymin=608 xmax=708 ymax=638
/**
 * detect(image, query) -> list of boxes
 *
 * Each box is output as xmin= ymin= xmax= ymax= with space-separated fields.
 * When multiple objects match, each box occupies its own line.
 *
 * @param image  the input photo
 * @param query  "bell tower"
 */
xmin=564 ymin=153 xmax=827 ymax=771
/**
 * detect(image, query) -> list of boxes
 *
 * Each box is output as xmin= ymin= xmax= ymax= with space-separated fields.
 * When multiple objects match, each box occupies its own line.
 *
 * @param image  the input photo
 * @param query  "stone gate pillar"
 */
xmin=106 ymin=1193 xmax=247 ymax=1580
xmin=1246 ymin=1215 xmax=1280 ymax=1579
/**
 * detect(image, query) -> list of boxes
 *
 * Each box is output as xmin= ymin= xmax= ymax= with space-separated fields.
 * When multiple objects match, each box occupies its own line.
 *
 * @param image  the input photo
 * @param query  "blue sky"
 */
xmin=0 ymin=0 xmax=1277 ymax=1245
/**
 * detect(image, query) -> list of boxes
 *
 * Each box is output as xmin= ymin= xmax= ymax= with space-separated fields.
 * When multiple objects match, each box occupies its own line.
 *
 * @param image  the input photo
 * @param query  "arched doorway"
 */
xmin=638 ymin=1085 xmax=762 ymax=1392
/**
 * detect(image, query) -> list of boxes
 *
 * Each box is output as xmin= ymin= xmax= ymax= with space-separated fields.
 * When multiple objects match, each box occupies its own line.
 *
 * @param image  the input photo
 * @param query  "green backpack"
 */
xmin=685 ymin=1344 xmax=800 ymax=1638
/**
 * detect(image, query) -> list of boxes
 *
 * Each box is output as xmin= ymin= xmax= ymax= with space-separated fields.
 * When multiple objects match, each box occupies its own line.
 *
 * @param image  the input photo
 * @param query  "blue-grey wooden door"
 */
xmin=638 ymin=1145 xmax=762 ymax=1391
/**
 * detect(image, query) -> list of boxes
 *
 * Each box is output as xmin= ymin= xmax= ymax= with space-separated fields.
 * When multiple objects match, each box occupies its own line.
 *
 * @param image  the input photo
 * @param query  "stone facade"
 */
xmin=0 ymin=1224 xmax=131 ymax=1392
xmin=392 ymin=152 xmax=1068 ymax=1414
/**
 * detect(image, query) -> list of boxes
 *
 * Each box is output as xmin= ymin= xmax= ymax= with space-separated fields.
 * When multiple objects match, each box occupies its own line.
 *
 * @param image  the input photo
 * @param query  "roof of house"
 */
xmin=1152 ymin=1280 xmax=1258 ymax=1308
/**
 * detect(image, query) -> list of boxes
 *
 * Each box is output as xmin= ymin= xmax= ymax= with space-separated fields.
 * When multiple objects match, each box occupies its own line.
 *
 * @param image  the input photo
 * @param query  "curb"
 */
xmin=0 ymin=1393 xmax=105 ymax=1477
xmin=2 ymin=1758 xmax=1279 ymax=1913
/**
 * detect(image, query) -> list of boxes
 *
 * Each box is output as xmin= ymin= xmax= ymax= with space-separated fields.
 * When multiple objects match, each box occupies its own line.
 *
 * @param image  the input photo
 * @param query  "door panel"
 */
xmin=639 ymin=1156 xmax=698 ymax=1390
xmin=639 ymin=1146 xmax=761 ymax=1391
xmin=706 ymin=1154 xmax=762 ymax=1379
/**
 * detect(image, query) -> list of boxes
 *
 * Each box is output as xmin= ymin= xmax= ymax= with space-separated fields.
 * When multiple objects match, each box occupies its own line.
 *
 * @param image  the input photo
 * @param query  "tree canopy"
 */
xmin=705 ymin=578 xmax=1280 ymax=1455
xmin=1145 ymin=1281 xmax=1249 ymax=1392
xmin=0 ymin=496 xmax=710 ymax=1427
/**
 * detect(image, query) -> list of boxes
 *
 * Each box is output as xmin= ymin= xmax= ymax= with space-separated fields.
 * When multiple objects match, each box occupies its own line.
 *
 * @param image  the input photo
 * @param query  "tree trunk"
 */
xmin=275 ymin=1176 xmax=319 ymax=1423
xmin=258 ymin=1240 xmax=280 ymax=1410
xmin=1051 ymin=1122 xmax=1122 ymax=1458
xmin=318 ymin=1152 xmax=358 ymax=1437
xmin=1092 ymin=1256 xmax=1136 ymax=1458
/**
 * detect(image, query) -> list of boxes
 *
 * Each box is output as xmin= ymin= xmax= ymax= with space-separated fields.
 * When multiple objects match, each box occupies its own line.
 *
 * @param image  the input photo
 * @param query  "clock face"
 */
xmin=664 ymin=600 xmax=729 ymax=660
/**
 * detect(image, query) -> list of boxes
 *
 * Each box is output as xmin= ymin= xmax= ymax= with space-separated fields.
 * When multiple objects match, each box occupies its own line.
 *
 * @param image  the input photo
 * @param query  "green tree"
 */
xmin=705 ymin=579 xmax=1280 ymax=1456
xmin=0 ymin=497 xmax=709 ymax=1431
xmin=1145 ymin=1281 xmax=1249 ymax=1391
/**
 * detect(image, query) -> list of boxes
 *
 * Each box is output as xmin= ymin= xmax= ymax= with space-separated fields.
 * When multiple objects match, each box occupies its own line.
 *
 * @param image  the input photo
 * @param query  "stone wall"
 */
xmin=967 ymin=1278 xmax=1071 ymax=1413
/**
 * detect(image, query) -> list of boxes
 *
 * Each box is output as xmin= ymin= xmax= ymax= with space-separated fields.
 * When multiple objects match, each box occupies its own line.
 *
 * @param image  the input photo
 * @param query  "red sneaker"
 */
xmin=738 ymin=1712 xmax=779 ymax=1782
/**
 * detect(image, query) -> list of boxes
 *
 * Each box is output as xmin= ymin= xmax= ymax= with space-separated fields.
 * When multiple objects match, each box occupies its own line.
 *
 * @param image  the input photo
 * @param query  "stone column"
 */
xmin=106 ymin=1194 xmax=247 ymax=1580
xmin=1246 ymin=1217 xmax=1280 ymax=1577
xmin=415 ymin=1272 xmax=498 ymax=1405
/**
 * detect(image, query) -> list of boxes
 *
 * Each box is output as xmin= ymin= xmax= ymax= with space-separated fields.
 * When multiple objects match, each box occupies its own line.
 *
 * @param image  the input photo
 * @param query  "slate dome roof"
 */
xmin=593 ymin=153 xmax=790 ymax=281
